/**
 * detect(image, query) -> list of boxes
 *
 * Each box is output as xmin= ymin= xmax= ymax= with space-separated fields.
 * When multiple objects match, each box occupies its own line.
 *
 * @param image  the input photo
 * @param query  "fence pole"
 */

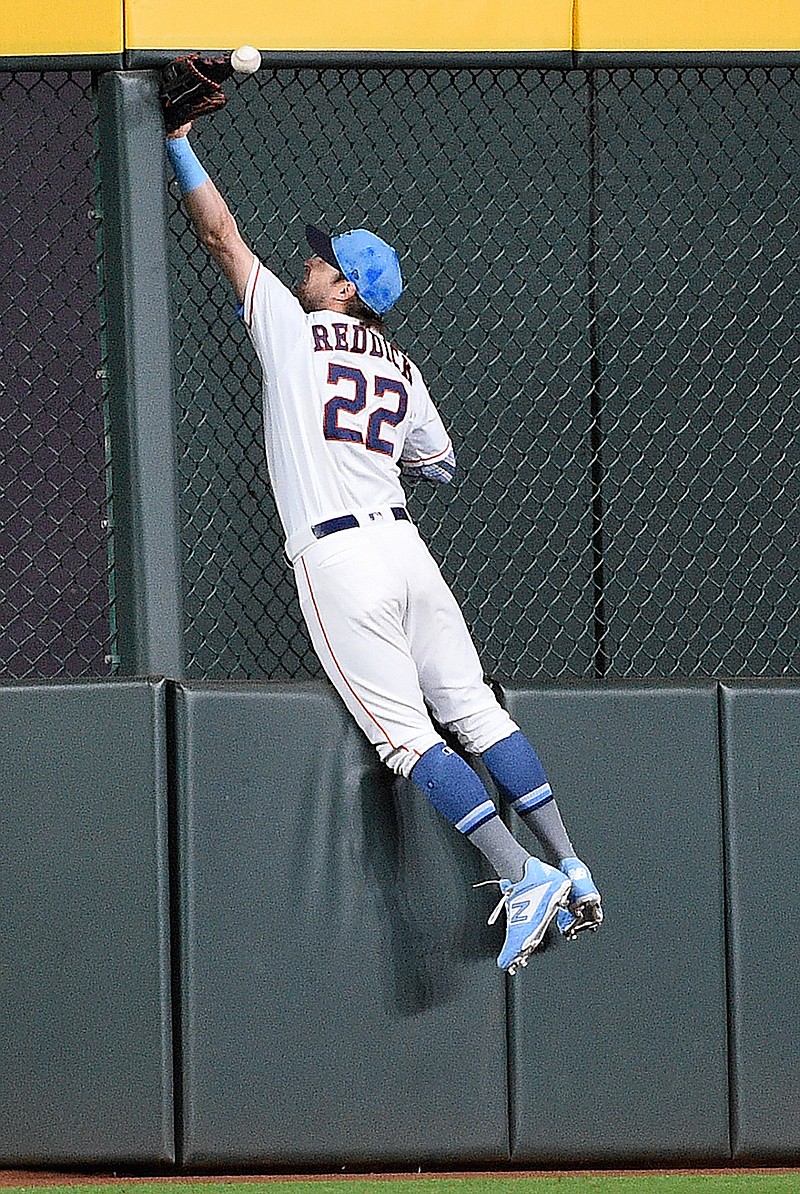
xmin=96 ymin=70 xmax=185 ymax=676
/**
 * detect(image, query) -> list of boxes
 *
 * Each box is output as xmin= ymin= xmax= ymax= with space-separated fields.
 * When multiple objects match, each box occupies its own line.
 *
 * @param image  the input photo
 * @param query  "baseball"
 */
xmin=230 ymin=45 xmax=262 ymax=75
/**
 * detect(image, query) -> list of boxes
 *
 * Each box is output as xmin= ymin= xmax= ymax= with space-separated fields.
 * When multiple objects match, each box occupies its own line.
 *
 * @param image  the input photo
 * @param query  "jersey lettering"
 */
xmin=312 ymin=324 xmax=332 ymax=352
xmin=311 ymin=321 xmax=413 ymax=383
xmin=324 ymin=365 xmax=409 ymax=456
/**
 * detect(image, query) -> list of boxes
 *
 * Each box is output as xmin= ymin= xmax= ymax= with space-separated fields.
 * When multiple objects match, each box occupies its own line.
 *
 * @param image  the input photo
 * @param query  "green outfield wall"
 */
xmin=2 ymin=676 xmax=799 ymax=1168
xmin=0 ymin=679 xmax=174 ymax=1165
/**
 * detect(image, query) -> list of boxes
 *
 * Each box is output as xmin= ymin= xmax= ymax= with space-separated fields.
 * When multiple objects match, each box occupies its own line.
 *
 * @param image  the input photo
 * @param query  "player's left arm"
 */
xmin=399 ymin=372 xmax=456 ymax=484
xmin=400 ymin=443 xmax=456 ymax=484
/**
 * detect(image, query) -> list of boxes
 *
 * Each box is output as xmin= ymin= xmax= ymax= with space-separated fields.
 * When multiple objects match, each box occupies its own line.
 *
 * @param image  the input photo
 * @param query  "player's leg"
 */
xmin=481 ymin=731 xmax=603 ymax=938
xmin=403 ymin=533 xmax=602 ymax=938
xmin=294 ymin=532 xmax=439 ymax=771
xmin=411 ymin=740 xmax=570 ymax=970
xmin=391 ymin=527 xmax=576 ymax=964
xmin=295 ymin=529 xmax=516 ymax=851
xmin=294 ymin=529 xmax=569 ymax=969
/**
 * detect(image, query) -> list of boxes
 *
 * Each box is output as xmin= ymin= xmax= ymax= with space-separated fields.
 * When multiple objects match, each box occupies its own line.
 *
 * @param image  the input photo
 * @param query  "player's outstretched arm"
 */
xmin=166 ymin=123 xmax=254 ymax=302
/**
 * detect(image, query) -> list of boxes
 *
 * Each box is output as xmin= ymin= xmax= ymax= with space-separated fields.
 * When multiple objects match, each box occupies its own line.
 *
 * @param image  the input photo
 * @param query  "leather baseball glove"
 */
xmin=159 ymin=55 xmax=232 ymax=133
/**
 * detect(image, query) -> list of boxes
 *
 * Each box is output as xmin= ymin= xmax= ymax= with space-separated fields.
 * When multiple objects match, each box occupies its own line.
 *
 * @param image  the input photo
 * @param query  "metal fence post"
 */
xmin=96 ymin=70 xmax=185 ymax=676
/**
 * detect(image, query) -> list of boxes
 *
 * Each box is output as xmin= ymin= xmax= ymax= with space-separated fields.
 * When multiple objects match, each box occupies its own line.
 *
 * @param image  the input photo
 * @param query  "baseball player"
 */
xmin=160 ymin=62 xmax=602 ymax=974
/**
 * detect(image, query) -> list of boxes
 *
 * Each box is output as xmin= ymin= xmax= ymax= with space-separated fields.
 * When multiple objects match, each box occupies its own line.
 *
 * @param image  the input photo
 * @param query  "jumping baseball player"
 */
xmin=160 ymin=58 xmax=602 ymax=974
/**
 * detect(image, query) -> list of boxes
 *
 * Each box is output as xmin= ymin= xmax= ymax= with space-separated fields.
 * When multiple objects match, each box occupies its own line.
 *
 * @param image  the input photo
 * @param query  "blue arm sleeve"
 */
xmin=166 ymin=135 xmax=210 ymax=194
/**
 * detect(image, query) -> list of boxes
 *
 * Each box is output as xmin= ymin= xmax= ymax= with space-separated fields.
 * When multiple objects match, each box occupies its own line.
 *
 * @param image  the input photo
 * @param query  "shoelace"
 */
xmin=473 ymin=878 xmax=511 ymax=926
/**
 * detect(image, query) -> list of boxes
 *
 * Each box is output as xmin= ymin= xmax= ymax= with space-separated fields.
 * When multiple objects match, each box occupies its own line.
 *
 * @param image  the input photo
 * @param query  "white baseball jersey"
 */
xmin=242 ymin=256 xmax=453 ymax=562
xmin=240 ymin=253 xmax=516 ymax=777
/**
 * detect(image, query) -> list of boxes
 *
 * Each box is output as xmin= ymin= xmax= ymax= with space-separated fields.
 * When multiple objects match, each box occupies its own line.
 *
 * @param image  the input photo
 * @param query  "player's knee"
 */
xmin=377 ymin=737 xmax=440 ymax=778
xmin=444 ymin=703 xmax=519 ymax=756
xmin=481 ymin=729 xmax=551 ymax=805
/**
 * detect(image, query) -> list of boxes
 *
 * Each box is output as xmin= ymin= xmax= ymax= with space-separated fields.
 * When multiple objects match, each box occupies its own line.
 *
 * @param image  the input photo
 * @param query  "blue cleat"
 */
xmin=484 ymin=856 xmax=572 ymax=974
xmin=556 ymin=856 xmax=603 ymax=940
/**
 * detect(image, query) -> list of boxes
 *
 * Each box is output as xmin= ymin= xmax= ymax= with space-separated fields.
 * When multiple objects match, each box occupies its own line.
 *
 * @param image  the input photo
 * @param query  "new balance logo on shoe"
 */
xmin=509 ymin=883 xmax=551 ymax=924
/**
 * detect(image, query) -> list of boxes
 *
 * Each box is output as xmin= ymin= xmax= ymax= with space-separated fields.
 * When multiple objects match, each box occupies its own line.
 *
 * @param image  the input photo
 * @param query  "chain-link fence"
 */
xmin=592 ymin=67 xmax=800 ymax=678
xmin=168 ymin=64 xmax=800 ymax=683
xmin=0 ymin=71 xmax=114 ymax=679
xmin=2 ymin=65 xmax=797 ymax=682
xmin=169 ymin=67 xmax=597 ymax=681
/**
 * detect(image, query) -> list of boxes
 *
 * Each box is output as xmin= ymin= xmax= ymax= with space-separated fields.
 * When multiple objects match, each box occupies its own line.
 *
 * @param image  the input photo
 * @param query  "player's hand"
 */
xmin=167 ymin=121 xmax=194 ymax=139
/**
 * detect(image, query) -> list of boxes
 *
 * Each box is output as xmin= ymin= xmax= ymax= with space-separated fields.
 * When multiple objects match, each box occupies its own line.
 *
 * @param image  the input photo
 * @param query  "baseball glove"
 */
xmin=159 ymin=55 xmax=232 ymax=133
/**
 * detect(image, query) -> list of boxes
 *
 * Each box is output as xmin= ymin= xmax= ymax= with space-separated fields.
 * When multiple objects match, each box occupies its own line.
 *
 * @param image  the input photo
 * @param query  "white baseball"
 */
xmin=231 ymin=45 xmax=261 ymax=74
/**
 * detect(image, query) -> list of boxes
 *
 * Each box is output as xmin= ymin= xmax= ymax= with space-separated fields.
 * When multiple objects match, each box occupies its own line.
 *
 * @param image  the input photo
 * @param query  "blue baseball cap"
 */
xmin=305 ymin=225 xmax=403 ymax=315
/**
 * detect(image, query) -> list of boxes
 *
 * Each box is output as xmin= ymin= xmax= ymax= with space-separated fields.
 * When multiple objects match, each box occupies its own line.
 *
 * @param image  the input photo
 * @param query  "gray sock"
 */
xmin=519 ymin=799 xmax=575 ymax=864
xmin=467 ymin=815 xmax=531 ymax=881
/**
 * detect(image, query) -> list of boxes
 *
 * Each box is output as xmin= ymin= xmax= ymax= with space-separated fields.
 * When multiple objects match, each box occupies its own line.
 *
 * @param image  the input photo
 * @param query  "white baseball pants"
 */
xmin=294 ymin=517 xmax=518 ymax=778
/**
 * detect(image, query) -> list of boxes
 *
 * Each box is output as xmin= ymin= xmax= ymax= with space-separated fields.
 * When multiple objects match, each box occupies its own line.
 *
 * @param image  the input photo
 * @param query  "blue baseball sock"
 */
xmin=412 ymin=742 xmax=495 ymax=832
xmin=482 ymin=731 xmax=575 ymax=862
xmin=411 ymin=742 xmax=531 ymax=879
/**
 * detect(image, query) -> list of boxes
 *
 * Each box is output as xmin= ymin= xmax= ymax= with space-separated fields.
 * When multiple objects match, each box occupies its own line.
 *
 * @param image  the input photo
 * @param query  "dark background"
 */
xmin=1 ymin=71 xmax=113 ymax=678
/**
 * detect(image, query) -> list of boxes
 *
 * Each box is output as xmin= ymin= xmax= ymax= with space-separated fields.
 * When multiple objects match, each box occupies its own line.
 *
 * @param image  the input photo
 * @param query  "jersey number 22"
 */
xmin=323 ymin=364 xmax=408 ymax=456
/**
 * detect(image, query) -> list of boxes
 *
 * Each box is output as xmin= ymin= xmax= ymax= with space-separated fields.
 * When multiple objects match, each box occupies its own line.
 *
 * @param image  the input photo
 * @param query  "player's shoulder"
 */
xmin=244 ymin=254 xmax=306 ymax=330
xmin=248 ymin=255 xmax=299 ymax=303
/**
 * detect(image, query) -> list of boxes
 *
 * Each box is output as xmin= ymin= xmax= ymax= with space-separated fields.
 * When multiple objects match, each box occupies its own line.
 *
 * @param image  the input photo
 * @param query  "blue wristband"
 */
xmin=166 ymin=135 xmax=210 ymax=194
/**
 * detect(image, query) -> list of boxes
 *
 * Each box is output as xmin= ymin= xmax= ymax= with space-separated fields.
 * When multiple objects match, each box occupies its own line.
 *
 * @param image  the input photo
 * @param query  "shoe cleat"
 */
xmin=556 ymin=856 xmax=603 ymax=940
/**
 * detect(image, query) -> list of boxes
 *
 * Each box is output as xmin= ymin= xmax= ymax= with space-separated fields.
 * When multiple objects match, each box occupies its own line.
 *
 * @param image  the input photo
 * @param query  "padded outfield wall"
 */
xmin=2 ymin=675 xmax=800 ymax=1168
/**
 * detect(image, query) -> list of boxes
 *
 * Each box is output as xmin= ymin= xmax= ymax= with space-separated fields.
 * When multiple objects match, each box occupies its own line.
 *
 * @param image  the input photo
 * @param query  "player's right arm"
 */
xmin=166 ymin=122 xmax=254 ymax=303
